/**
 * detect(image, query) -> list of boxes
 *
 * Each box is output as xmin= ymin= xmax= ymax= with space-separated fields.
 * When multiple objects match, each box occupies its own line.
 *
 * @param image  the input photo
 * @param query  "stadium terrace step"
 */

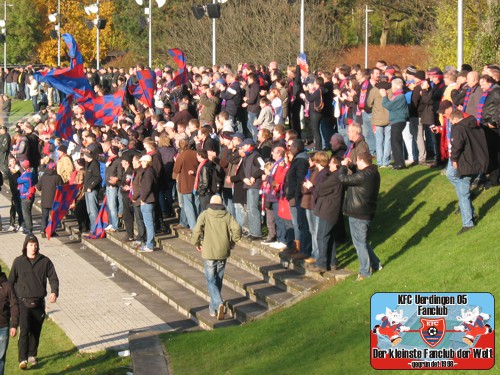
xmin=81 ymin=235 xmax=244 ymax=330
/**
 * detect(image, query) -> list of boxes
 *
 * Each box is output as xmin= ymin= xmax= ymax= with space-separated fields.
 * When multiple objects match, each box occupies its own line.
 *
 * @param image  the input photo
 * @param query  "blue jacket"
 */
xmin=382 ymin=94 xmax=409 ymax=124
xmin=17 ymin=170 xmax=35 ymax=200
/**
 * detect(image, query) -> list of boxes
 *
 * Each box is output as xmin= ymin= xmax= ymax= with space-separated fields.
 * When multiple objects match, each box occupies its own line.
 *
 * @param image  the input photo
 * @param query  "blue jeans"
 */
xmin=348 ymin=217 xmax=380 ymax=277
xmin=246 ymin=188 xmax=262 ymax=237
xmin=106 ymin=186 xmax=119 ymax=229
xmin=316 ymin=219 xmax=337 ymax=269
xmin=234 ymin=203 xmax=247 ymax=230
xmin=180 ymin=193 xmax=198 ymax=229
xmin=446 ymin=161 xmax=474 ymax=227
xmin=272 ymin=202 xmax=286 ymax=244
xmin=290 ymin=202 xmax=312 ymax=255
xmin=140 ymin=203 xmax=155 ymax=249
xmin=222 ymin=188 xmax=235 ymax=218
xmin=248 ymin=111 xmax=259 ymax=141
xmin=320 ymin=117 xmax=335 ymax=150
xmin=0 ymin=327 xmax=9 ymax=375
xmin=204 ymin=259 xmax=226 ymax=314
xmin=85 ymin=190 xmax=99 ymax=232
xmin=375 ymin=125 xmax=392 ymax=166
xmin=305 ymin=209 xmax=319 ymax=259
xmin=362 ymin=111 xmax=376 ymax=154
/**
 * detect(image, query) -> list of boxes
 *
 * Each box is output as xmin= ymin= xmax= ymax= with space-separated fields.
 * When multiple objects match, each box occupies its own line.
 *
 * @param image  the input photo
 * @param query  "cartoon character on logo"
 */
xmin=373 ymin=307 xmax=410 ymax=346
xmin=454 ymin=307 xmax=493 ymax=346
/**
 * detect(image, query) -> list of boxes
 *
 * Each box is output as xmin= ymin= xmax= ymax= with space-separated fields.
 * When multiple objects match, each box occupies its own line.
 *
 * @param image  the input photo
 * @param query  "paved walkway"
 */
xmin=0 ymin=193 xmax=171 ymax=352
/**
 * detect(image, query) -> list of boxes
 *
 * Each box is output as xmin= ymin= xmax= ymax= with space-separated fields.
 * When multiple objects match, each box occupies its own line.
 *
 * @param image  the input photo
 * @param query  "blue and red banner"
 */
xmin=85 ymin=196 xmax=109 ymax=239
xmin=54 ymin=95 xmax=74 ymax=140
xmin=167 ymin=48 xmax=189 ymax=87
xmin=46 ymin=184 xmax=81 ymax=240
xmin=79 ymin=89 xmax=126 ymax=126
xmin=128 ymin=69 xmax=156 ymax=108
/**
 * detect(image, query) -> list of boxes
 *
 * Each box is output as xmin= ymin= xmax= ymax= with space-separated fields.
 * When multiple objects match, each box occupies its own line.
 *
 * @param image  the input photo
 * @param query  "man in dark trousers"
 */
xmin=36 ymin=161 xmax=63 ymax=238
xmin=9 ymin=234 xmax=59 ymax=370
xmin=0 ymin=265 xmax=19 ymax=375
xmin=447 ymin=110 xmax=489 ymax=234
xmin=339 ymin=151 xmax=382 ymax=281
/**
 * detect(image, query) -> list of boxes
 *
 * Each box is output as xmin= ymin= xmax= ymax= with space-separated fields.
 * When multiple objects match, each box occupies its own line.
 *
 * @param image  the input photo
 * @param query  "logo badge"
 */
xmin=420 ymin=318 xmax=446 ymax=347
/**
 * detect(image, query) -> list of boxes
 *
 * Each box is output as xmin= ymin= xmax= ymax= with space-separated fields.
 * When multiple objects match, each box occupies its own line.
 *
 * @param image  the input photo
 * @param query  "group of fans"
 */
xmin=0 ymin=56 xmax=498 ymax=271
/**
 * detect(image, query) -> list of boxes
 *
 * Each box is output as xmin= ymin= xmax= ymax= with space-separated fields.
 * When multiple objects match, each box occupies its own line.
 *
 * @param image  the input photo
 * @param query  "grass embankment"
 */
xmin=9 ymin=99 xmax=35 ymax=125
xmin=162 ymin=167 xmax=500 ymax=375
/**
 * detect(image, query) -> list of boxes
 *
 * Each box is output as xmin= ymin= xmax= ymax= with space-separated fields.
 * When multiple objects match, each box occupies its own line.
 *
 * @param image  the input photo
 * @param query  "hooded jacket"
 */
xmin=191 ymin=204 xmax=241 ymax=260
xmin=8 ymin=235 xmax=59 ymax=300
xmin=36 ymin=167 xmax=64 ymax=209
xmin=0 ymin=270 xmax=19 ymax=328
xmin=450 ymin=115 xmax=489 ymax=176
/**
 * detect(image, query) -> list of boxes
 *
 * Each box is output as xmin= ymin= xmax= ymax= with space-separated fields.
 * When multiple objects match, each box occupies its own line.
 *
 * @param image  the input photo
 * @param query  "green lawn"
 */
xmin=0 ymin=259 xmax=132 ymax=374
xmin=162 ymin=166 xmax=500 ymax=375
xmin=9 ymin=99 xmax=36 ymax=126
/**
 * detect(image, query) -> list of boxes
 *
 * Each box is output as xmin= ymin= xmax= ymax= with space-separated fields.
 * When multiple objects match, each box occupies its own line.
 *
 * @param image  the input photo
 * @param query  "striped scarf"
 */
xmin=462 ymin=86 xmax=472 ymax=112
xmin=476 ymin=87 xmax=492 ymax=122
xmin=358 ymin=80 xmax=370 ymax=110
xmin=193 ymin=159 xmax=208 ymax=191
xmin=390 ymin=89 xmax=404 ymax=101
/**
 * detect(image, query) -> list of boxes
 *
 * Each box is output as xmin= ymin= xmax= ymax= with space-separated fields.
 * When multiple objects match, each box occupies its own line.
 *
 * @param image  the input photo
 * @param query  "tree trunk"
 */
xmin=379 ymin=14 xmax=390 ymax=46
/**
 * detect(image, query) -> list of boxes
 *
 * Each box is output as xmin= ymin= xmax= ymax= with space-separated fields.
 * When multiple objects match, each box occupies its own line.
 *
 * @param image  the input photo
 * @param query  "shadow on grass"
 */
xmin=478 ymin=190 xmax=500 ymax=220
xmin=384 ymin=201 xmax=455 ymax=266
xmin=336 ymin=168 xmax=440 ymax=268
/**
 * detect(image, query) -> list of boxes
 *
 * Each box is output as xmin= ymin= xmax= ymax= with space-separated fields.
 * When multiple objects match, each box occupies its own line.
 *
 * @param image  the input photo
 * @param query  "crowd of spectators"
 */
xmin=0 ymin=57 xmax=498 ymax=275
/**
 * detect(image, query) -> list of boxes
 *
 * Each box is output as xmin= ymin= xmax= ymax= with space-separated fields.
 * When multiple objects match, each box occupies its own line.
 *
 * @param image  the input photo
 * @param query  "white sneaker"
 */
xmin=270 ymin=242 xmax=287 ymax=250
xmin=7 ymin=225 xmax=15 ymax=232
xmin=104 ymin=225 xmax=114 ymax=231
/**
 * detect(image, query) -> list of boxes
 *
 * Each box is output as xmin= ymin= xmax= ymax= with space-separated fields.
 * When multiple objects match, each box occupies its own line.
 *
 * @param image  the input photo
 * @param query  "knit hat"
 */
xmin=21 ymin=160 xmax=30 ymax=169
xmin=414 ymin=70 xmax=426 ymax=81
xmin=427 ymin=67 xmax=443 ymax=77
xmin=210 ymin=195 xmax=223 ymax=205
xmin=406 ymin=65 xmax=418 ymax=75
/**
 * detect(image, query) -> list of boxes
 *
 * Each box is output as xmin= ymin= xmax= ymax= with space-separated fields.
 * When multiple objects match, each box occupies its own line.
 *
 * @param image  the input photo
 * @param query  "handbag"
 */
xmin=21 ymin=297 xmax=43 ymax=309
xmin=278 ymin=196 xmax=292 ymax=220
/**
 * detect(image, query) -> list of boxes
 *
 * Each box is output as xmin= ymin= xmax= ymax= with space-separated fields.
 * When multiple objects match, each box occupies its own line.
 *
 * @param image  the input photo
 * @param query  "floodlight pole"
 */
xmin=96 ymin=0 xmax=100 ymax=69
xmin=299 ymin=0 xmax=304 ymax=53
xmin=57 ymin=0 xmax=61 ymax=66
xmin=364 ymin=5 xmax=373 ymax=69
xmin=212 ymin=0 xmax=216 ymax=65
xmin=148 ymin=0 xmax=152 ymax=67
xmin=457 ymin=0 xmax=463 ymax=69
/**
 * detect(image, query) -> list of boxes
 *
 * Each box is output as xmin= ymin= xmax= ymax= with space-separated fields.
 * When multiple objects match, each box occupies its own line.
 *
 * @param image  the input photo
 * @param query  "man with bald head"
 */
xmin=461 ymin=71 xmax=482 ymax=117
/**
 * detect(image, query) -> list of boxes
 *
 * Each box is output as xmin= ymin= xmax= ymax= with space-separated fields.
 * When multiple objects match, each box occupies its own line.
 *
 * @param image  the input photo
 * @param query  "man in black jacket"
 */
xmin=283 ymin=139 xmax=311 ymax=259
xmin=339 ymin=151 xmax=382 ymax=281
xmin=9 ymin=234 xmax=59 ymax=370
xmin=36 ymin=161 xmax=63 ymax=238
xmin=83 ymin=152 xmax=102 ymax=233
xmin=447 ymin=111 xmax=489 ymax=234
xmin=0 ymin=265 xmax=19 ymax=374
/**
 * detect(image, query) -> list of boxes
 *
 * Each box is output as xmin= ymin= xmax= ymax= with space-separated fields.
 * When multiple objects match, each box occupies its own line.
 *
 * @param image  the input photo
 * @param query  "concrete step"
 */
xmin=103 ymin=231 xmax=275 ymax=316
xmin=81 ymin=235 xmax=266 ymax=329
xmin=159 ymin=237 xmax=296 ymax=309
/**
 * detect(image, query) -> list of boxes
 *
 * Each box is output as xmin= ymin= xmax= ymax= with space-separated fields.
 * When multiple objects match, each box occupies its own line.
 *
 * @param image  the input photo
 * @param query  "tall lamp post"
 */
xmin=457 ymin=0 xmax=463 ymax=69
xmin=364 ymin=5 xmax=373 ymax=69
xmin=287 ymin=0 xmax=305 ymax=54
xmin=0 ymin=1 xmax=13 ymax=71
xmin=85 ymin=1 xmax=107 ymax=69
xmin=192 ymin=1 xmax=225 ymax=66
xmin=48 ymin=6 xmax=61 ymax=66
xmin=135 ymin=0 xmax=166 ymax=68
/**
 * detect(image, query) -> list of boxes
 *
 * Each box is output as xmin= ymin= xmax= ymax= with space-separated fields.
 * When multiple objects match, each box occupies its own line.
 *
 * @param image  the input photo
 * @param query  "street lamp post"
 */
xmin=364 ymin=5 xmax=373 ymax=69
xmin=136 ymin=0 xmax=166 ymax=68
xmin=1 ymin=1 xmax=13 ymax=71
xmin=84 ymin=1 xmax=102 ymax=69
xmin=457 ymin=0 xmax=463 ymax=69
xmin=300 ymin=0 xmax=304 ymax=53
xmin=49 ymin=5 xmax=61 ymax=66
xmin=212 ymin=0 xmax=216 ymax=65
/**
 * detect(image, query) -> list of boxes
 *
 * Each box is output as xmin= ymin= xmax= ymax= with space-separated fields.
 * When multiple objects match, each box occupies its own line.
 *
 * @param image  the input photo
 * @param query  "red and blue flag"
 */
xmin=128 ymin=69 xmax=156 ymax=108
xmin=167 ymin=48 xmax=189 ymax=87
xmin=79 ymin=89 xmax=126 ymax=126
xmin=34 ymin=34 xmax=94 ymax=100
xmin=46 ymin=184 xmax=82 ymax=240
xmin=86 ymin=196 xmax=109 ymax=239
xmin=54 ymin=95 xmax=74 ymax=141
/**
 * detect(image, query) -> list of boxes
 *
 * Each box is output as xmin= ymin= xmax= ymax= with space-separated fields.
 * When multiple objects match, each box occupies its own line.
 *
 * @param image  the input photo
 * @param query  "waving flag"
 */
xmin=34 ymin=34 xmax=94 ymax=100
xmin=45 ymin=184 xmax=82 ymax=240
xmin=167 ymin=48 xmax=189 ymax=87
xmin=128 ymin=69 xmax=156 ymax=108
xmin=79 ymin=89 xmax=126 ymax=126
xmin=85 ymin=196 xmax=109 ymax=239
xmin=54 ymin=95 xmax=74 ymax=140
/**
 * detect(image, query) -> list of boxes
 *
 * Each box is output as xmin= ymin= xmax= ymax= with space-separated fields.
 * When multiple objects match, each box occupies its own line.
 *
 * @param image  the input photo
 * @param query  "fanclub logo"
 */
xmin=419 ymin=317 xmax=446 ymax=347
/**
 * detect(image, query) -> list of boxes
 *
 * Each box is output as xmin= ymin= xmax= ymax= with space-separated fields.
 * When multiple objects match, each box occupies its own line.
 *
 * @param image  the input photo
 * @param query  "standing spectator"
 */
xmin=367 ymin=79 xmax=391 ymax=168
xmin=131 ymin=155 xmax=147 ymax=248
xmin=344 ymin=122 xmax=370 ymax=164
xmin=27 ymin=76 xmax=39 ymax=113
xmin=104 ymin=146 xmax=121 ymax=233
xmin=191 ymin=195 xmax=241 ymax=320
xmin=36 ymin=161 xmax=63 ymax=238
xmin=339 ymin=152 xmax=382 ymax=281
xmin=139 ymin=155 xmax=157 ymax=252
xmin=120 ymin=156 xmax=135 ymax=242
xmin=301 ymin=77 xmax=325 ymax=151
xmin=447 ymin=111 xmax=489 ymax=234
xmin=0 ymin=125 xmax=10 ymax=176
xmin=0 ymin=95 xmax=10 ymax=127
xmin=83 ymin=152 xmax=102 ymax=233
xmin=17 ymin=160 xmax=36 ymax=235
xmin=55 ymin=144 xmax=74 ymax=184
xmin=70 ymin=158 xmax=90 ymax=234
xmin=0 ymin=264 xmax=19 ymax=375
xmin=7 ymin=158 xmax=23 ymax=232
xmin=243 ymin=73 xmax=261 ymax=139
xmin=9 ymin=234 xmax=59 ymax=370
xmin=381 ymin=78 xmax=409 ymax=169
